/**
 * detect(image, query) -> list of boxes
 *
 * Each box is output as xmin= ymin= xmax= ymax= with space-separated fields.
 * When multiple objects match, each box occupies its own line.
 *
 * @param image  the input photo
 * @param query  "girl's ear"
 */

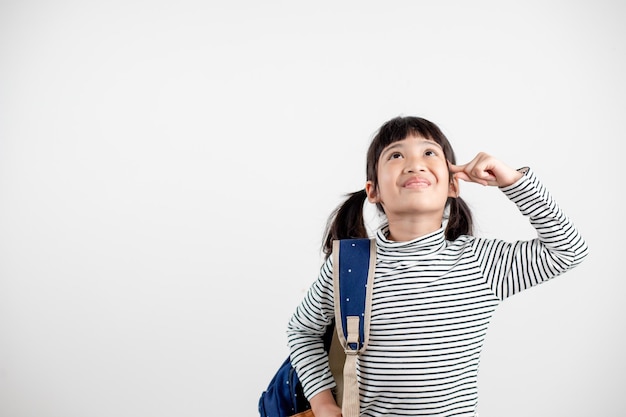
xmin=365 ymin=181 xmax=380 ymax=203
xmin=448 ymin=175 xmax=460 ymax=198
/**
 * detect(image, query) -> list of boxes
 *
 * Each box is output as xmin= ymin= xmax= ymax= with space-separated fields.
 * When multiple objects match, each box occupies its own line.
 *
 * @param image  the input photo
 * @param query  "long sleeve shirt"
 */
xmin=286 ymin=168 xmax=589 ymax=417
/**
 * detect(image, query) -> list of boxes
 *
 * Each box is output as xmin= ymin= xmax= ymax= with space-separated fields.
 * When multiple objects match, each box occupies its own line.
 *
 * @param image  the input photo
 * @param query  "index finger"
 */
xmin=447 ymin=161 xmax=466 ymax=172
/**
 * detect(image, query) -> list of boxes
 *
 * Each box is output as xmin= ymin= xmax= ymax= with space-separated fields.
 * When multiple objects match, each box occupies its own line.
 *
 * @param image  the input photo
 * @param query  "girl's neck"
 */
xmin=385 ymin=216 xmax=443 ymax=242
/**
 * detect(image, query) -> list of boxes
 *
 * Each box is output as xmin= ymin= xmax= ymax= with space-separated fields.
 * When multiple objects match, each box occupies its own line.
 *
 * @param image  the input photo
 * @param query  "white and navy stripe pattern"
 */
xmin=287 ymin=168 xmax=588 ymax=416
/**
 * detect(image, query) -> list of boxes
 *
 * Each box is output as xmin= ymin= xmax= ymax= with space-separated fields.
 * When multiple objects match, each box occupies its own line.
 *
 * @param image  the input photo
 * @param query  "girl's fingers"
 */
xmin=449 ymin=162 xmax=475 ymax=183
xmin=454 ymin=172 xmax=489 ymax=186
xmin=449 ymin=162 xmax=480 ymax=182
xmin=452 ymin=171 xmax=471 ymax=182
xmin=450 ymin=153 xmax=520 ymax=187
xmin=449 ymin=159 xmax=494 ymax=186
xmin=447 ymin=162 xmax=466 ymax=173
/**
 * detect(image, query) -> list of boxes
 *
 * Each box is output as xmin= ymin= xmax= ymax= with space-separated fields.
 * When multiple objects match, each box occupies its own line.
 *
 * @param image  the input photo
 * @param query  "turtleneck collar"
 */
xmin=375 ymin=224 xmax=447 ymax=258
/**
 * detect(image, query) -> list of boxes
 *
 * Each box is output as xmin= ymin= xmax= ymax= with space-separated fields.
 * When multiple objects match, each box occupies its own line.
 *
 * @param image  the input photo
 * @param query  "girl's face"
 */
xmin=365 ymin=135 xmax=458 ymax=221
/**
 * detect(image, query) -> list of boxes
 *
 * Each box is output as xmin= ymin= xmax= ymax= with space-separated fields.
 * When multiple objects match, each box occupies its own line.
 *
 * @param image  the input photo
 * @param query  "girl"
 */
xmin=286 ymin=116 xmax=588 ymax=417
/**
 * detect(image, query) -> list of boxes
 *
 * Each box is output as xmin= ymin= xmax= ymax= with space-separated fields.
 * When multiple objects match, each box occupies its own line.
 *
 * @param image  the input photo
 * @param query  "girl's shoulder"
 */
xmin=445 ymin=233 xmax=496 ymax=254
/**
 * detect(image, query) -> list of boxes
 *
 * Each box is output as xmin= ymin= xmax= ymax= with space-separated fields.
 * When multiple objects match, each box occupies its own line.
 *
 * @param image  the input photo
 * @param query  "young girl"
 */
xmin=286 ymin=116 xmax=588 ymax=417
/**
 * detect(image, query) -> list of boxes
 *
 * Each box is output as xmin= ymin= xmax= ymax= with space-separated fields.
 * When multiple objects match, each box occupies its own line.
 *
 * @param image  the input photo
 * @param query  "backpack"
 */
xmin=258 ymin=238 xmax=376 ymax=417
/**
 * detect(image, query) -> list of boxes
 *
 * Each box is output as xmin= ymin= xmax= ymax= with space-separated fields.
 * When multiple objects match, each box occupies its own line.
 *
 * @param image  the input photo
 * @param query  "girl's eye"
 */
xmin=389 ymin=152 xmax=403 ymax=160
xmin=425 ymin=149 xmax=438 ymax=157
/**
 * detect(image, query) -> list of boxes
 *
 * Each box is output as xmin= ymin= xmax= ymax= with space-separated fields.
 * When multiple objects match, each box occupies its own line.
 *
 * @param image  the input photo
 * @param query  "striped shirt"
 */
xmin=287 ymin=168 xmax=588 ymax=416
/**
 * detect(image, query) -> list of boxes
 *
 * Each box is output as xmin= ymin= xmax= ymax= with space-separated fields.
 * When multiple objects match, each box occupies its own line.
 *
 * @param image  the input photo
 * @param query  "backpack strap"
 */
xmin=332 ymin=238 xmax=376 ymax=417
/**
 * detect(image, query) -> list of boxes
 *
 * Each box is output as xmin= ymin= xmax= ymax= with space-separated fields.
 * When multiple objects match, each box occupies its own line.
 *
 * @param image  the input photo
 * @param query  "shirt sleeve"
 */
xmin=286 ymin=256 xmax=337 ymax=399
xmin=473 ymin=167 xmax=589 ymax=300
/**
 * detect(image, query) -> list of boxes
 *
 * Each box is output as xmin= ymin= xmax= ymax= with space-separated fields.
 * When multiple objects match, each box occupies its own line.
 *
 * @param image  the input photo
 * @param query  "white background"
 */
xmin=1 ymin=1 xmax=624 ymax=416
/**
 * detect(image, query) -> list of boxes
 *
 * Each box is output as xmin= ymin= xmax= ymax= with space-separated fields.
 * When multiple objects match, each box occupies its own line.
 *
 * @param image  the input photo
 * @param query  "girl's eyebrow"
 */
xmin=419 ymin=139 xmax=443 ymax=149
xmin=382 ymin=143 xmax=403 ymax=155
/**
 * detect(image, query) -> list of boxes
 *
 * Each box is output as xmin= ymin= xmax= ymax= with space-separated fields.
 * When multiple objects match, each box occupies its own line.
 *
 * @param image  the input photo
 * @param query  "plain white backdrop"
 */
xmin=1 ymin=1 xmax=624 ymax=416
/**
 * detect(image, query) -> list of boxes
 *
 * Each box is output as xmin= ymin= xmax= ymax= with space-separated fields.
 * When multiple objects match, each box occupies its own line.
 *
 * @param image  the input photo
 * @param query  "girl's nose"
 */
xmin=403 ymin=157 xmax=426 ymax=173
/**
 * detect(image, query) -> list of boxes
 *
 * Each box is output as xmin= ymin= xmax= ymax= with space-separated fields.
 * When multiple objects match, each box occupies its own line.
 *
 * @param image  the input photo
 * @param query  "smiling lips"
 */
xmin=403 ymin=177 xmax=431 ymax=188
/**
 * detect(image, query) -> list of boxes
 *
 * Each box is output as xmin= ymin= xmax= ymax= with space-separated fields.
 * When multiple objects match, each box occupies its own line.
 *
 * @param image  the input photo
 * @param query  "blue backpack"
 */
xmin=258 ymin=238 xmax=376 ymax=417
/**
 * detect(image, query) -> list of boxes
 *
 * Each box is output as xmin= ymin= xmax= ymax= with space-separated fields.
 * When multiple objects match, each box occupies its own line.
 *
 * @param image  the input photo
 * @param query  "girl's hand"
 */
xmin=449 ymin=152 xmax=523 ymax=187
xmin=311 ymin=404 xmax=342 ymax=417
xmin=309 ymin=390 xmax=342 ymax=417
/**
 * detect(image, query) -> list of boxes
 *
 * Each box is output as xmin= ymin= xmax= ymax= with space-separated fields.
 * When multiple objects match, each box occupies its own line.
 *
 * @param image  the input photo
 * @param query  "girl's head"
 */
xmin=323 ymin=116 xmax=473 ymax=256
xmin=364 ymin=116 xmax=459 ymax=213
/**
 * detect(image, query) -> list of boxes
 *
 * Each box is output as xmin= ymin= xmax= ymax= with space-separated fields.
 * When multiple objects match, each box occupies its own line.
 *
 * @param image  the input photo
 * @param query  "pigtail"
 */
xmin=445 ymin=196 xmax=473 ymax=240
xmin=322 ymin=189 xmax=369 ymax=258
